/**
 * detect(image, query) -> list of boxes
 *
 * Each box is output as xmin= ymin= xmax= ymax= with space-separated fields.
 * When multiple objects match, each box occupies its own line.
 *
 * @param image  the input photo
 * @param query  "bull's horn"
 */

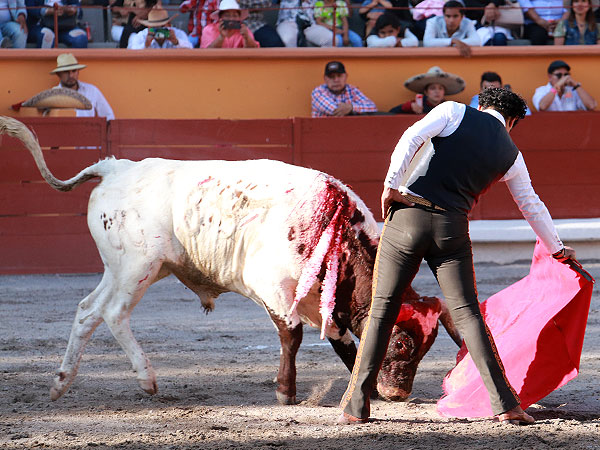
xmin=439 ymin=299 xmax=463 ymax=347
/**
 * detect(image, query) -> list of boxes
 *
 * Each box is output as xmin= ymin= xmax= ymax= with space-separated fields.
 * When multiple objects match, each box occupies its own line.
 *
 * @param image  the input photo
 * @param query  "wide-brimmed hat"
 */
xmin=50 ymin=53 xmax=86 ymax=74
xmin=22 ymin=87 xmax=92 ymax=110
xmin=404 ymin=66 xmax=465 ymax=95
xmin=138 ymin=6 xmax=178 ymax=28
xmin=210 ymin=0 xmax=249 ymax=21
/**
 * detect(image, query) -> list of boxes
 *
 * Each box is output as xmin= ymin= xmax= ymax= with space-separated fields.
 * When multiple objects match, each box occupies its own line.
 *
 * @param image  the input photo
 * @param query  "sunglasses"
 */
xmin=552 ymin=72 xmax=570 ymax=79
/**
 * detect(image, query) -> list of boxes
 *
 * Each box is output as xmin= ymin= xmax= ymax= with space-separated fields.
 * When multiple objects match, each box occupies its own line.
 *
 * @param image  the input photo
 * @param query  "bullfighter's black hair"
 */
xmin=478 ymin=87 xmax=528 ymax=126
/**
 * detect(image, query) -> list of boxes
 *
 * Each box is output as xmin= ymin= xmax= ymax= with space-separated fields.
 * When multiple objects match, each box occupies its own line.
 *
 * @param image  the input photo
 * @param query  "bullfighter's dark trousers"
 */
xmin=340 ymin=202 xmax=520 ymax=418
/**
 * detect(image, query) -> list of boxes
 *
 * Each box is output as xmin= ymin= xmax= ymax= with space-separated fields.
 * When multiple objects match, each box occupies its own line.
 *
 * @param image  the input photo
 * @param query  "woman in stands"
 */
xmin=553 ymin=0 xmax=600 ymax=45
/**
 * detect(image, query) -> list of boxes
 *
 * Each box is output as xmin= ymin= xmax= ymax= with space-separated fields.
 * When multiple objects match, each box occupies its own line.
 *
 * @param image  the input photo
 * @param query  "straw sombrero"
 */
xmin=404 ymin=66 xmax=466 ymax=96
xmin=21 ymin=88 xmax=92 ymax=110
xmin=138 ymin=6 xmax=178 ymax=28
xmin=50 ymin=53 xmax=86 ymax=74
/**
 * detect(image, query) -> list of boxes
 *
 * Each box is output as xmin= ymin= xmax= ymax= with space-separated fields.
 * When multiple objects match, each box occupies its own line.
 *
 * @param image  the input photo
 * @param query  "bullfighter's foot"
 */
xmin=496 ymin=406 xmax=535 ymax=425
xmin=336 ymin=412 xmax=370 ymax=425
xmin=276 ymin=391 xmax=297 ymax=405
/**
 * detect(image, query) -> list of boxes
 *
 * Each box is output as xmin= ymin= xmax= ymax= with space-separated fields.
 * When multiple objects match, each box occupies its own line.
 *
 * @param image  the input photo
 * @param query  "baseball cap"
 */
xmin=324 ymin=61 xmax=346 ymax=76
xmin=547 ymin=60 xmax=570 ymax=74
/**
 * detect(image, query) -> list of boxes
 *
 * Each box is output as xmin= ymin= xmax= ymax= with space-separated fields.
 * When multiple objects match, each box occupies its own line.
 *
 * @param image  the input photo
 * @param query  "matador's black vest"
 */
xmin=406 ymin=107 xmax=519 ymax=214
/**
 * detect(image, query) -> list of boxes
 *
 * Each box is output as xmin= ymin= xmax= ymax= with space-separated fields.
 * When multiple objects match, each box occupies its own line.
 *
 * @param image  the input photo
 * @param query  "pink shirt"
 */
xmin=199 ymin=23 xmax=259 ymax=48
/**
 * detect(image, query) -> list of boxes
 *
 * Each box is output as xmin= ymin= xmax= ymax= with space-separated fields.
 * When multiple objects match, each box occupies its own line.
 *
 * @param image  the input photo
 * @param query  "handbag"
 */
xmin=42 ymin=13 xmax=78 ymax=32
xmin=495 ymin=1 xmax=524 ymax=29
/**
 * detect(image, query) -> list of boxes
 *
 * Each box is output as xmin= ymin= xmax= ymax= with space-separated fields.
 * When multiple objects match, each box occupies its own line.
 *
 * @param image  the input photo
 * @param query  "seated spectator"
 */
xmin=532 ymin=59 xmax=597 ymax=111
xmin=389 ymin=66 xmax=465 ymax=114
xmin=128 ymin=5 xmax=193 ymax=48
xmin=520 ymin=0 xmax=566 ymax=44
xmin=423 ymin=0 xmax=481 ymax=56
xmin=276 ymin=0 xmax=333 ymax=47
xmin=0 ymin=0 xmax=27 ymax=48
xmin=311 ymin=61 xmax=377 ymax=117
xmin=179 ymin=0 xmax=218 ymax=47
xmin=366 ymin=11 xmax=418 ymax=46
xmin=51 ymin=53 xmax=115 ymax=120
xmin=359 ymin=0 xmax=391 ymax=36
xmin=26 ymin=0 xmax=87 ymax=48
xmin=111 ymin=0 xmax=158 ymax=48
xmin=313 ymin=0 xmax=363 ymax=46
xmin=553 ymin=0 xmax=600 ymax=44
xmin=200 ymin=0 xmax=259 ymax=47
xmin=469 ymin=71 xmax=532 ymax=114
xmin=411 ymin=0 xmax=445 ymax=39
xmin=475 ymin=0 xmax=517 ymax=45
xmin=238 ymin=0 xmax=284 ymax=46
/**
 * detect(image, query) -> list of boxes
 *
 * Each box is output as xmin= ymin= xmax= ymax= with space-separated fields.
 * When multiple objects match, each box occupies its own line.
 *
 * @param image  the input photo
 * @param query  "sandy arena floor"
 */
xmin=1 ymin=260 xmax=599 ymax=449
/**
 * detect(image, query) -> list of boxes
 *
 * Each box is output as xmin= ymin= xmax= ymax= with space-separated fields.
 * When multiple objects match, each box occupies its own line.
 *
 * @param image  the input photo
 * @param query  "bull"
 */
xmin=0 ymin=116 xmax=461 ymax=405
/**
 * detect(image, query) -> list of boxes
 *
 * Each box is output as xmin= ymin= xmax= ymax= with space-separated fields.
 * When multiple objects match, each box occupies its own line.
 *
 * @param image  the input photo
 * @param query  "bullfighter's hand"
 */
xmin=564 ymin=246 xmax=577 ymax=260
xmin=381 ymin=186 xmax=414 ymax=220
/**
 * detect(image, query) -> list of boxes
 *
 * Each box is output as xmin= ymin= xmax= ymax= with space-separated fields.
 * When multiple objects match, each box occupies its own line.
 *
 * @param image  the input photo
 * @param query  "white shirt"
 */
xmin=366 ymin=29 xmax=419 ymax=48
xmin=532 ymin=83 xmax=587 ymax=112
xmin=384 ymin=101 xmax=563 ymax=253
xmin=519 ymin=0 xmax=566 ymax=23
xmin=423 ymin=15 xmax=481 ymax=47
xmin=128 ymin=27 xmax=193 ymax=49
xmin=55 ymin=81 xmax=115 ymax=120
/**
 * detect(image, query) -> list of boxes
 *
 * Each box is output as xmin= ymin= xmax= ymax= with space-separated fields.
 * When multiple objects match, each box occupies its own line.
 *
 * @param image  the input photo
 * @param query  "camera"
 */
xmin=150 ymin=27 xmax=170 ymax=39
xmin=222 ymin=20 xmax=242 ymax=30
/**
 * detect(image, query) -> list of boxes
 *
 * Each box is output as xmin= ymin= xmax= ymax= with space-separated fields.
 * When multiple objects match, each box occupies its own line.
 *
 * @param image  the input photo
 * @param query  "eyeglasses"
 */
xmin=552 ymin=72 xmax=570 ymax=79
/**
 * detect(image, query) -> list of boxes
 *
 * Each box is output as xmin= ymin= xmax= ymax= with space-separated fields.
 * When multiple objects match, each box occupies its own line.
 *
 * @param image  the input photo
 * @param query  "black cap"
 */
xmin=324 ymin=61 xmax=346 ymax=76
xmin=547 ymin=60 xmax=570 ymax=74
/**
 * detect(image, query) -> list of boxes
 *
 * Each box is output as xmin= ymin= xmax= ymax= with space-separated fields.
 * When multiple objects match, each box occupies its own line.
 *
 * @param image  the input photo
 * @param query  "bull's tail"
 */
xmin=0 ymin=116 xmax=99 ymax=192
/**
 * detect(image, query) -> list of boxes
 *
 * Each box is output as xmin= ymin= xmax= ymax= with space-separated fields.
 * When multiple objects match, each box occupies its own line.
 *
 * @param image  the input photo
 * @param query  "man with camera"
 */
xmin=128 ymin=4 xmax=193 ymax=48
xmin=200 ymin=0 xmax=259 ymax=48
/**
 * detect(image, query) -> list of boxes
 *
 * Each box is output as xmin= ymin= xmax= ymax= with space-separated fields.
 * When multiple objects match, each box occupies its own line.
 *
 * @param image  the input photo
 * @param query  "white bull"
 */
xmin=1 ymin=116 xmax=461 ymax=405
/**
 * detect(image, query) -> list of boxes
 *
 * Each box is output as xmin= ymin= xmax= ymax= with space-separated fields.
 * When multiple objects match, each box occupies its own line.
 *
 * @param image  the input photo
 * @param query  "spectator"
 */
xmin=366 ymin=11 xmax=418 ymax=46
xmin=51 ymin=53 xmax=115 ymax=120
xmin=0 ymin=0 xmax=27 ymax=48
xmin=469 ymin=71 xmax=532 ymax=114
xmin=475 ymin=0 xmax=517 ymax=45
xmin=178 ymin=0 xmax=218 ymax=47
xmin=26 ymin=0 xmax=87 ymax=48
xmin=311 ymin=61 xmax=377 ymax=117
xmin=128 ymin=5 xmax=193 ymax=48
xmin=532 ymin=59 xmax=597 ymax=111
xmin=389 ymin=65 xmax=465 ymax=114
xmin=111 ymin=0 xmax=158 ymax=48
xmin=359 ymin=0 xmax=391 ymax=36
xmin=423 ymin=0 xmax=481 ymax=56
xmin=200 ymin=0 xmax=259 ymax=47
xmin=276 ymin=0 xmax=333 ymax=47
xmin=238 ymin=0 xmax=284 ymax=46
xmin=519 ymin=0 xmax=567 ymax=44
xmin=553 ymin=0 xmax=600 ymax=44
xmin=313 ymin=0 xmax=363 ymax=46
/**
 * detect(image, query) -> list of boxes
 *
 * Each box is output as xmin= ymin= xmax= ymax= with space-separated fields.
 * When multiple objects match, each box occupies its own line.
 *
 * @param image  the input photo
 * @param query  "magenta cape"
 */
xmin=437 ymin=240 xmax=595 ymax=418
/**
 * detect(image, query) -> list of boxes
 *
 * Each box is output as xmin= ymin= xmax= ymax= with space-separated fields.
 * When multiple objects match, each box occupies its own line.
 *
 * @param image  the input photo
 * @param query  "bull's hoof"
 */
xmin=376 ymin=384 xmax=410 ymax=402
xmin=138 ymin=378 xmax=158 ymax=395
xmin=276 ymin=391 xmax=297 ymax=405
xmin=50 ymin=371 xmax=71 ymax=401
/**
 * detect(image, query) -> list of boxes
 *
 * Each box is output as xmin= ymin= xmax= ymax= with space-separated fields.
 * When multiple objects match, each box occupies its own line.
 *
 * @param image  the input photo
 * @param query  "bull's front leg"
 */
xmin=270 ymin=314 xmax=303 ymax=405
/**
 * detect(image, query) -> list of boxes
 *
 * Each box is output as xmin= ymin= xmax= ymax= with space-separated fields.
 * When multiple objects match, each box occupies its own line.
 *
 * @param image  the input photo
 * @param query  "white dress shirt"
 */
xmin=384 ymin=101 xmax=563 ymax=253
xmin=128 ymin=27 xmax=193 ymax=49
xmin=423 ymin=15 xmax=481 ymax=47
xmin=532 ymin=83 xmax=587 ymax=112
xmin=55 ymin=81 xmax=115 ymax=120
xmin=366 ymin=29 xmax=419 ymax=48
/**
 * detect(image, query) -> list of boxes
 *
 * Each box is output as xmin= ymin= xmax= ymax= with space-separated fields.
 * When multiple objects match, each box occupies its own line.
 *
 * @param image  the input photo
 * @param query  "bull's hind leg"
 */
xmin=268 ymin=312 xmax=302 ymax=405
xmin=51 ymin=273 xmax=112 ymax=400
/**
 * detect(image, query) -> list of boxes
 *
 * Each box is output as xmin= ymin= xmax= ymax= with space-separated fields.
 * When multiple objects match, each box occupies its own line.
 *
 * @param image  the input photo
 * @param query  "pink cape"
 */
xmin=437 ymin=240 xmax=595 ymax=418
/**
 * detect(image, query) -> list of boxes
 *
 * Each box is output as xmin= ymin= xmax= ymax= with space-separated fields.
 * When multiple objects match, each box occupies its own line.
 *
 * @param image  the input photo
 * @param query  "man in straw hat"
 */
xmin=51 ymin=53 xmax=114 ymax=120
xmin=423 ymin=0 xmax=481 ymax=57
xmin=338 ymin=87 xmax=576 ymax=425
xmin=200 ymin=0 xmax=258 ymax=48
xmin=390 ymin=66 xmax=465 ymax=114
xmin=128 ymin=3 xmax=192 ymax=48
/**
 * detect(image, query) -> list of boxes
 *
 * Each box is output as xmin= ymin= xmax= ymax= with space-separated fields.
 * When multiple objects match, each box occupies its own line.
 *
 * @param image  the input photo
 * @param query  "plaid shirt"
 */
xmin=311 ymin=84 xmax=377 ymax=117
xmin=238 ymin=0 xmax=272 ymax=33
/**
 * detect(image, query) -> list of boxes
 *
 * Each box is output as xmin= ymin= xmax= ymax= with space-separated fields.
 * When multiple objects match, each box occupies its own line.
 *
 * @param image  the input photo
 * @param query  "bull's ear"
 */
xmin=439 ymin=299 xmax=463 ymax=347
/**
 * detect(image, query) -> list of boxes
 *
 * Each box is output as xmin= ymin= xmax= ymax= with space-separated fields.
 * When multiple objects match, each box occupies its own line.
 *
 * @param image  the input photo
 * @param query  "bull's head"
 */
xmin=377 ymin=287 xmax=462 ymax=401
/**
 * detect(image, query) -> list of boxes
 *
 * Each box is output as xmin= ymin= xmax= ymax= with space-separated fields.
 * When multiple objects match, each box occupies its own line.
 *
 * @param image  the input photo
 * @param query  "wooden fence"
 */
xmin=1 ymin=113 xmax=599 ymax=273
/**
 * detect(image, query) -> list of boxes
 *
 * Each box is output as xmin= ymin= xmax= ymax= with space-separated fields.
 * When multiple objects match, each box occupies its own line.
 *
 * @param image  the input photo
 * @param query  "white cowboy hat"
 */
xmin=50 ymin=53 xmax=86 ymax=74
xmin=404 ymin=66 xmax=466 ymax=96
xmin=210 ymin=0 xmax=249 ymax=21
xmin=138 ymin=6 xmax=179 ymax=28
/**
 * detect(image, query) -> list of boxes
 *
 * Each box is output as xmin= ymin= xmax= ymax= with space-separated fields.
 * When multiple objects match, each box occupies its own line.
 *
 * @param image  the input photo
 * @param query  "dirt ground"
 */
xmin=1 ymin=259 xmax=599 ymax=450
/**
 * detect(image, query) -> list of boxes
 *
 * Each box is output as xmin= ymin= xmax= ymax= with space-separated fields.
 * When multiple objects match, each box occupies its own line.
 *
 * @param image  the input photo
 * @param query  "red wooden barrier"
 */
xmin=2 ymin=113 xmax=599 ymax=274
